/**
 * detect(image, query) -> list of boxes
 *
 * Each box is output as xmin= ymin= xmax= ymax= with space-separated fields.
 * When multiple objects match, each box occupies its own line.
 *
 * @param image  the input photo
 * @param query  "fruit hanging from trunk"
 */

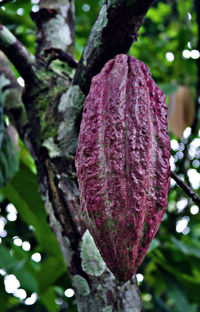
xmin=76 ymin=54 xmax=171 ymax=282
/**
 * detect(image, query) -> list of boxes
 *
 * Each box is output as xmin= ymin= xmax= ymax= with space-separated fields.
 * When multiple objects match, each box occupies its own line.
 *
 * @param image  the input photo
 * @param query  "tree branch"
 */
xmin=0 ymin=25 xmax=36 ymax=83
xmin=31 ymin=0 xmax=75 ymax=57
xmin=0 ymin=52 xmax=28 ymax=139
xmin=171 ymin=172 xmax=200 ymax=206
xmin=73 ymin=0 xmax=154 ymax=94
xmin=0 ymin=0 xmax=12 ymax=7
xmin=44 ymin=47 xmax=78 ymax=69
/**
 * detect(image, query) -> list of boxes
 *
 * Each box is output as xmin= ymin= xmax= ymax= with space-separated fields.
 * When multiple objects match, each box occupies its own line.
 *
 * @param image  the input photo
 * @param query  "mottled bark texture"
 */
xmin=73 ymin=0 xmax=155 ymax=94
xmin=31 ymin=0 xmax=75 ymax=56
xmin=0 ymin=0 xmax=159 ymax=311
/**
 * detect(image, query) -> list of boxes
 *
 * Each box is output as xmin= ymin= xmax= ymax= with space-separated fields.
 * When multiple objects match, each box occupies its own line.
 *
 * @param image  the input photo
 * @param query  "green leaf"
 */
xmin=148 ymin=238 xmax=160 ymax=254
xmin=19 ymin=140 xmax=36 ymax=174
xmin=0 ymin=275 xmax=9 ymax=312
xmin=40 ymin=287 xmax=59 ymax=312
xmin=36 ymin=256 xmax=66 ymax=294
xmin=0 ymin=245 xmax=37 ymax=293
xmin=162 ymin=272 xmax=196 ymax=312
xmin=0 ymin=245 xmax=18 ymax=271
xmin=158 ymin=83 xmax=178 ymax=96
xmin=1 ymin=163 xmax=63 ymax=257
xmin=153 ymin=295 xmax=172 ymax=312
xmin=170 ymin=237 xmax=200 ymax=258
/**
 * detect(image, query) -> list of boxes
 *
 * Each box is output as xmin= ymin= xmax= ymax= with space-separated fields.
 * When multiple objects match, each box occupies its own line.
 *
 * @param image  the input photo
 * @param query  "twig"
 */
xmin=0 ymin=24 xmax=36 ymax=83
xmin=171 ymin=171 xmax=200 ymax=206
xmin=0 ymin=0 xmax=12 ymax=7
xmin=0 ymin=52 xmax=28 ymax=139
xmin=44 ymin=47 xmax=78 ymax=68
xmin=73 ymin=0 xmax=154 ymax=94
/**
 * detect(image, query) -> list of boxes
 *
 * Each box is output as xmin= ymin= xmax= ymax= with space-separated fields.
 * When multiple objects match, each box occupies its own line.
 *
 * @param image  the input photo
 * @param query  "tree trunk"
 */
xmin=0 ymin=0 xmax=155 ymax=310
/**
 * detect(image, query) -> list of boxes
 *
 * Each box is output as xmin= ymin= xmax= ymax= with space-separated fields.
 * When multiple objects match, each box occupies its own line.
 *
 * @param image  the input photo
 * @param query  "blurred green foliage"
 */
xmin=0 ymin=0 xmax=200 ymax=311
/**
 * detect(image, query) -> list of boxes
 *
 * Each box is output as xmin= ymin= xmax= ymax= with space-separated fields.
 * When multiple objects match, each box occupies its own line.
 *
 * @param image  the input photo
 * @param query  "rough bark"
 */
xmin=73 ymin=0 xmax=155 ymax=94
xmin=31 ymin=0 xmax=75 ymax=56
xmin=0 ymin=0 xmax=159 ymax=311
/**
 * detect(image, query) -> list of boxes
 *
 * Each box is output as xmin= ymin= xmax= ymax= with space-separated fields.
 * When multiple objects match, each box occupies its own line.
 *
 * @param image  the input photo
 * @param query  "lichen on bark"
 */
xmin=81 ymin=230 xmax=106 ymax=276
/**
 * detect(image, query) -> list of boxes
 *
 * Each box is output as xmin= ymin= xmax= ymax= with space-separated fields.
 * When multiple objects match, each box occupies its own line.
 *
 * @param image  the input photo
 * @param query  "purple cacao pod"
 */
xmin=76 ymin=54 xmax=170 ymax=282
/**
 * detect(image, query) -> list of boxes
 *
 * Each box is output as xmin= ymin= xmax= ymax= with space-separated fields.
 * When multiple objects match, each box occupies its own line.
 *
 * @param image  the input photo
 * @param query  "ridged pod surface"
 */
xmin=76 ymin=54 xmax=170 ymax=282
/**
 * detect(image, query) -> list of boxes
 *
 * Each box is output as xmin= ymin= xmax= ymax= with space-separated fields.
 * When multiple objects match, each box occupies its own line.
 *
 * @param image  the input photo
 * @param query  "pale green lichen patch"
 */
xmin=107 ymin=0 xmax=116 ymax=7
xmin=70 ymin=85 xmax=85 ymax=110
xmin=58 ymin=85 xmax=84 ymax=116
xmin=0 ymin=74 xmax=10 ymax=104
xmin=103 ymin=306 xmax=113 ymax=312
xmin=42 ymin=137 xmax=61 ymax=158
xmin=82 ymin=4 xmax=108 ymax=66
xmin=58 ymin=121 xmax=67 ymax=140
xmin=57 ymin=85 xmax=84 ymax=155
xmin=95 ymin=4 xmax=108 ymax=31
xmin=73 ymin=275 xmax=90 ymax=297
xmin=97 ymin=284 xmax=103 ymax=291
xmin=58 ymin=88 xmax=71 ymax=113
xmin=83 ymin=55 xmax=87 ymax=67
xmin=49 ymin=59 xmax=74 ymax=78
xmin=44 ymin=15 xmax=72 ymax=50
xmin=0 ymin=26 xmax=16 ymax=47
xmin=81 ymin=230 xmax=106 ymax=276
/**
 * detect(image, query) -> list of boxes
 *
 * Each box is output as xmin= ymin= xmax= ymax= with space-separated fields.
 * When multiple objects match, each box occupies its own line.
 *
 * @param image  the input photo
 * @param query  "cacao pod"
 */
xmin=76 ymin=54 xmax=170 ymax=282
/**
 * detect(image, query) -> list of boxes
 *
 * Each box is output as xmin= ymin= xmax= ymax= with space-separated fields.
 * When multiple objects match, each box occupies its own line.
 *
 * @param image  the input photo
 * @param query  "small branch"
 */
xmin=0 ymin=52 xmax=28 ymax=139
xmin=44 ymin=47 xmax=78 ymax=68
xmin=73 ymin=0 xmax=154 ymax=94
xmin=0 ymin=0 xmax=12 ymax=6
xmin=0 ymin=24 xmax=36 ymax=83
xmin=171 ymin=171 xmax=200 ymax=206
